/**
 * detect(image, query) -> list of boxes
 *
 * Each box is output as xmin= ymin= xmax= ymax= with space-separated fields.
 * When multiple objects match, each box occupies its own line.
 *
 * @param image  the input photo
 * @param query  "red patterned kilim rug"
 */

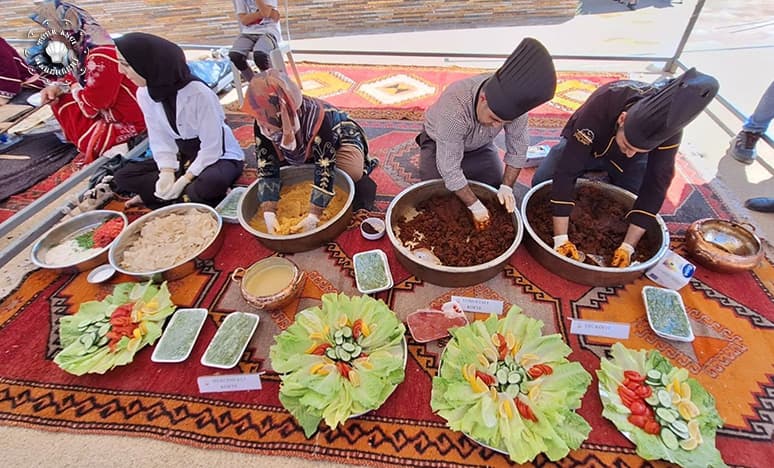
xmin=2 ymin=111 xmax=774 ymax=467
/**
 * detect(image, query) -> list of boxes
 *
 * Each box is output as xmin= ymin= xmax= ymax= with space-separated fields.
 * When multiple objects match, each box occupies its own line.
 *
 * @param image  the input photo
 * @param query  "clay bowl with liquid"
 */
xmin=231 ymin=257 xmax=305 ymax=310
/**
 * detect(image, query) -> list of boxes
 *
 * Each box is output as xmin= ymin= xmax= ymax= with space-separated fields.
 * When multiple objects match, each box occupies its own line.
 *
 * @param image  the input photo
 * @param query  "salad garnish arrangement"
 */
xmin=269 ymin=293 xmax=406 ymax=438
xmin=597 ymin=343 xmax=726 ymax=467
xmin=431 ymin=307 xmax=592 ymax=463
xmin=54 ymin=282 xmax=176 ymax=375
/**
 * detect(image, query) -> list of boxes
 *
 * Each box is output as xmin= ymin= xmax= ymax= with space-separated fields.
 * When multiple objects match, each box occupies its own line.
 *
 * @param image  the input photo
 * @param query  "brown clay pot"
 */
xmin=231 ymin=257 xmax=306 ymax=310
xmin=685 ymin=218 xmax=764 ymax=273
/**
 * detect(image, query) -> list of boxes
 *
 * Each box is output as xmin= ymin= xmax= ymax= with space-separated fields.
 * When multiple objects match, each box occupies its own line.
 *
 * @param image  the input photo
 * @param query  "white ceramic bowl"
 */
xmin=360 ymin=217 xmax=386 ymax=241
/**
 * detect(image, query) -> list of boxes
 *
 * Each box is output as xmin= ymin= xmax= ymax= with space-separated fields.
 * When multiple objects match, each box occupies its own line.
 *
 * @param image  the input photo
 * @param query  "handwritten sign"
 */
xmin=569 ymin=318 xmax=630 ymax=340
xmin=451 ymin=296 xmax=503 ymax=315
xmin=197 ymin=373 xmax=263 ymax=393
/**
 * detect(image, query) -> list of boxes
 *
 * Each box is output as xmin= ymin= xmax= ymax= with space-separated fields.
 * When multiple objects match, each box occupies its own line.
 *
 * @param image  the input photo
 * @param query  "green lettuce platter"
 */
xmin=597 ymin=343 xmax=726 ymax=468
xmin=269 ymin=292 xmax=406 ymax=437
xmin=54 ymin=282 xmax=176 ymax=375
xmin=431 ymin=307 xmax=592 ymax=463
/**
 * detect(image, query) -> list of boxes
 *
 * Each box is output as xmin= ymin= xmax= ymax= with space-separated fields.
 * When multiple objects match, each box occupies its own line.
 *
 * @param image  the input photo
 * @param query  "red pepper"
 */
xmin=515 ymin=398 xmax=538 ymax=422
xmin=352 ymin=319 xmax=362 ymax=340
xmin=309 ymin=343 xmax=331 ymax=356
xmin=336 ymin=361 xmax=351 ymax=379
xmin=528 ymin=366 xmax=544 ymax=379
xmin=475 ymin=370 xmax=496 ymax=387
xmin=537 ymin=364 xmax=553 ymax=375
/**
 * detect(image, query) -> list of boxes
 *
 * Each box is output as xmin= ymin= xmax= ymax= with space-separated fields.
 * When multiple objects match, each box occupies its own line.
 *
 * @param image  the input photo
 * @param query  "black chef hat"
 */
xmin=624 ymin=68 xmax=719 ymax=149
xmin=483 ymin=38 xmax=557 ymax=121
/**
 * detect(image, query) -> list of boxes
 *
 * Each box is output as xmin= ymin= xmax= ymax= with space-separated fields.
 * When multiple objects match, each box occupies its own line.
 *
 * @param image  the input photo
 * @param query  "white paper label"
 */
xmin=197 ymin=373 xmax=263 ymax=393
xmin=569 ymin=318 xmax=630 ymax=339
xmin=451 ymin=296 xmax=503 ymax=315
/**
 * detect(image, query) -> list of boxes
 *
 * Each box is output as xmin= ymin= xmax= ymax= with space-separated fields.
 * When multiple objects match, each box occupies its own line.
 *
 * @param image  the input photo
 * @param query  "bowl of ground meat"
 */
xmin=385 ymin=180 xmax=523 ymax=287
xmin=522 ymin=180 xmax=670 ymax=286
xmin=238 ymin=166 xmax=355 ymax=253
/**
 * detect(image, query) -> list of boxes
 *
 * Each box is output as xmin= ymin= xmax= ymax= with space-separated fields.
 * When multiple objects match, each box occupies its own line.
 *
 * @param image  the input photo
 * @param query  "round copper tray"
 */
xmin=685 ymin=218 xmax=763 ymax=272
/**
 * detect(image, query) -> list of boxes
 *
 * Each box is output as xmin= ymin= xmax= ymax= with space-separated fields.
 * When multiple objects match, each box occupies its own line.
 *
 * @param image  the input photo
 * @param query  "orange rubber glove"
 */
xmin=553 ymin=234 xmax=582 ymax=261
xmin=611 ymin=242 xmax=635 ymax=268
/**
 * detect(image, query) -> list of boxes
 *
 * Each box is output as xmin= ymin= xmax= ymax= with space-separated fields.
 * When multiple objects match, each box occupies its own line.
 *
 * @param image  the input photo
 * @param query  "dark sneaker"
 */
xmin=730 ymin=131 xmax=761 ymax=164
xmin=744 ymin=197 xmax=774 ymax=213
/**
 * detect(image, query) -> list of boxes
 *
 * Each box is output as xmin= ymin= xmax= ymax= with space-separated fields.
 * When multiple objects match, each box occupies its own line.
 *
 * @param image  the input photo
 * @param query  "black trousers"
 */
xmin=416 ymin=131 xmax=504 ymax=188
xmin=114 ymin=158 xmax=244 ymax=209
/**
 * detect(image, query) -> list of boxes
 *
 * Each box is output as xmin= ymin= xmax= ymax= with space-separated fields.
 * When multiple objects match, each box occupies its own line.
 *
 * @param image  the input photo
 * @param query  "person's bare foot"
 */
xmin=124 ymin=194 xmax=144 ymax=208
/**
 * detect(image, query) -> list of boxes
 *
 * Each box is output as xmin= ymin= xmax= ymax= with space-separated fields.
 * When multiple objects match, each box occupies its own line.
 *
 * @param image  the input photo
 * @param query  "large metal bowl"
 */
xmin=30 ymin=210 xmax=127 ymax=274
xmin=108 ymin=203 xmax=224 ymax=282
xmin=521 ymin=180 xmax=669 ymax=286
xmin=385 ymin=179 xmax=523 ymax=287
xmin=238 ymin=165 xmax=354 ymax=253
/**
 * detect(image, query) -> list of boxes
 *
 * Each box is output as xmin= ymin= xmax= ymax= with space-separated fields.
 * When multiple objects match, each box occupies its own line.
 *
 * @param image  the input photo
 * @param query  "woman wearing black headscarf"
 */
xmin=112 ymin=32 xmax=244 ymax=208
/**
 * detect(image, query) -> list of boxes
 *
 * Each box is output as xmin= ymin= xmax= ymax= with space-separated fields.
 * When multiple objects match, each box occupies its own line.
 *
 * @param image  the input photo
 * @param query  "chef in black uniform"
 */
xmin=532 ymin=68 xmax=719 ymax=267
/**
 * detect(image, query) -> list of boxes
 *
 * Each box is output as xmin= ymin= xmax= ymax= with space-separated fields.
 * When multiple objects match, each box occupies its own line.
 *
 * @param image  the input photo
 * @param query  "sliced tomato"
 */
xmin=624 ymin=379 xmax=641 ymax=391
xmin=475 ymin=370 xmax=496 ymax=387
xmin=628 ymin=414 xmax=648 ymax=428
xmin=636 ymin=385 xmax=652 ymax=398
xmin=310 ymin=343 xmax=331 ymax=356
xmin=630 ymin=401 xmax=647 ymax=416
xmin=644 ymin=420 xmax=661 ymax=434
xmin=618 ymin=385 xmax=637 ymax=399
xmin=624 ymin=370 xmax=645 ymax=382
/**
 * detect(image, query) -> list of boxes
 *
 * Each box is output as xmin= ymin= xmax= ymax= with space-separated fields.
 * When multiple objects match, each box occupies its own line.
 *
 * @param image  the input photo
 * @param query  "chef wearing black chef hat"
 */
xmin=418 ymin=38 xmax=556 ymax=230
xmin=532 ymin=68 xmax=719 ymax=267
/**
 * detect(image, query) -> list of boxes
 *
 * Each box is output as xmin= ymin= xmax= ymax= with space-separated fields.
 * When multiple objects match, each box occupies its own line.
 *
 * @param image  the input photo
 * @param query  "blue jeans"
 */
xmin=743 ymin=81 xmax=774 ymax=134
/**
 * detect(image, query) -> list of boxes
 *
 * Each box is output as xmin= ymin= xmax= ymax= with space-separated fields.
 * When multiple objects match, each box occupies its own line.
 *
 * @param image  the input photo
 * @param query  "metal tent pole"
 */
xmin=663 ymin=0 xmax=706 ymax=73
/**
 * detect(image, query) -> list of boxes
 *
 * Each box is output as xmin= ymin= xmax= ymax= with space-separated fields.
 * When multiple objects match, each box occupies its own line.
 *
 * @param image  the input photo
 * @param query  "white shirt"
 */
xmin=137 ymin=81 xmax=244 ymax=177
xmin=233 ymin=0 xmax=281 ymax=39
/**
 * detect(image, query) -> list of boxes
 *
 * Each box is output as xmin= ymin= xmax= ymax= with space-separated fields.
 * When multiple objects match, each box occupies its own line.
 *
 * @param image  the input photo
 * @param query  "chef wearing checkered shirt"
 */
xmin=417 ymin=38 xmax=556 ymax=231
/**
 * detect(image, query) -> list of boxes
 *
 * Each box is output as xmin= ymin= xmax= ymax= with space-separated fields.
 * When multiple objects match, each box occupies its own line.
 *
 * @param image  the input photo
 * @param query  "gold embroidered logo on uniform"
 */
xmin=574 ymin=128 xmax=594 ymax=146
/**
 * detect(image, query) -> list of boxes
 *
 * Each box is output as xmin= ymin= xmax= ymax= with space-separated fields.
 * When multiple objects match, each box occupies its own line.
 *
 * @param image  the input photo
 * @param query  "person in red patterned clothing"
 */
xmin=28 ymin=1 xmax=145 ymax=157
xmin=0 ymin=37 xmax=45 ymax=106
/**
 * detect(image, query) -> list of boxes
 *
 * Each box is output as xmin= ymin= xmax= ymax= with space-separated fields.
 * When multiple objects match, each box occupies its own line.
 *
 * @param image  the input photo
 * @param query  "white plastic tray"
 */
xmin=152 ymin=308 xmax=208 ymax=363
xmin=200 ymin=312 xmax=260 ymax=369
xmin=215 ymin=186 xmax=246 ymax=224
xmin=642 ymin=286 xmax=694 ymax=342
xmin=353 ymin=249 xmax=393 ymax=294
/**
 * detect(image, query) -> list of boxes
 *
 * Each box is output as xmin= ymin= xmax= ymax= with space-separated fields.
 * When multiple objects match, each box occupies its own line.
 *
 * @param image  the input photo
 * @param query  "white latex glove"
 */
xmin=263 ymin=211 xmax=279 ymax=235
xmin=290 ymin=213 xmax=320 ymax=234
xmin=496 ymin=184 xmax=516 ymax=213
xmin=157 ymin=173 xmax=192 ymax=200
xmin=467 ymin=199 xmax=491 ymax=231
xmin=154 ymin=169 xmax=176 ymax=198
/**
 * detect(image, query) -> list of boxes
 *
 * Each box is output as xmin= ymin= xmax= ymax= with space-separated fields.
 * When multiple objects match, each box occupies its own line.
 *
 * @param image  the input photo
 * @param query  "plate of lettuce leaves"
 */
xmin=431 ymin=307 xmax=592 ymax=463
xmin=597 ymin=343 xmax=726 ymax=467
xmin=54 ymin=282 xmax=176 ymax=375
xmin=270 ymin=292 xmax=406 ymax=437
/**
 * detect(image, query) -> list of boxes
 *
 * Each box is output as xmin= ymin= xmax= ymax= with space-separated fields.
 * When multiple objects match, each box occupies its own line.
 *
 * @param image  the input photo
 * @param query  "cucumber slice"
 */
xmin=98 ymin=323 xmax=112 ymax=337
xmin=351 ymin=347 xmax=361 ymax=359
xmin=342 ymin=342 xmax=355 ymax=352
xmin=79 ymin=333 xmax=95 ymax=348
xmin=341 ymin=327 xmax=352 ymax=338
xmin=507 ymin=372 xmax=522 ymax=384
xmin=335 ymin=335 xmax=344 ymax=345
xmin=645 ymin=378 xmax=661 ymax=388
xmin=338 ymin=350 xmax=351 ymax=362
xmin=97 ymin=336 xmax=109 ymax=347
xmin=645 ymin=393 xmax=661 ymax=406
xmin=670 ymin=420 xmax=689 ymax=439
xmin=325 ymin=348 xmax=337 ymax=360
xmin=661 ymin=428 xmax=679 ymax=450
xmin=656 ymin=407 xmax=677 ymax=423
xmin=496 ymin=369 xmax=509 ymax=385
xmin=507 ymin=384 xmax=520 ymax=395
xmin=657 ymin=389 xmax=673 ymax=408
xmin=661 ymin=373 xmax=671 ymax=387
xmin=646 ymin=369 xmax=662 ymax=381
xmin=77 ymin=322 xmax=90 ymax=331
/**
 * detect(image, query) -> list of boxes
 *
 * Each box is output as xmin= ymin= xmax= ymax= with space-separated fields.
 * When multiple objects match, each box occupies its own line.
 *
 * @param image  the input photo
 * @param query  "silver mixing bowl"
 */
xmin=385 ymin=179 xmax=523 ymax=287
xmin=108 ymin=203 xmax=223 ymax=282
xmin=30 ymin=210 xmax=127 ymax=274
xmin=521 ymin=180 xmax=670 ymax=286
xmin=238 ymin=165 xmax=354 ymax=253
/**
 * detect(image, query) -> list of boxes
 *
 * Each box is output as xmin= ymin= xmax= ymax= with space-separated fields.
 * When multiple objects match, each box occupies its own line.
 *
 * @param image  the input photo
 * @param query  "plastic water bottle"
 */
xmin=0 ymin=133 xmax=23 ymax=152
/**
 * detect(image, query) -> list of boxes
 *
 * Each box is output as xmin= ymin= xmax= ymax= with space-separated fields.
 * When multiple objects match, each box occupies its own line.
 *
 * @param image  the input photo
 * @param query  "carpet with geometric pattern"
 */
xmin=1 ymin=112 xmax=773 ymax=467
